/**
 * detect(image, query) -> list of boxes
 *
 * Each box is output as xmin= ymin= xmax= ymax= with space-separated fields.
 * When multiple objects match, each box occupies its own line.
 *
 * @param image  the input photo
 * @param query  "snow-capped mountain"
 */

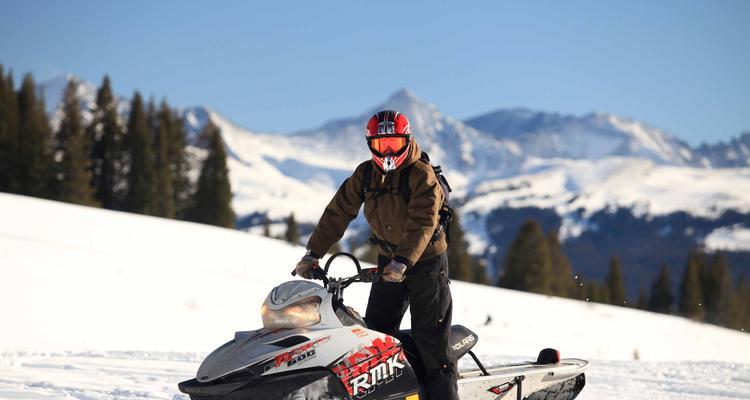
xmin=290 ymin=89 xmax=525 ymax=191
xmin=464 ymin=108 xmax=696 ymax=166
xmin=37 ymin=75 xmax=750 ymax=289
xmin=694 ymin=132 xmax=750 ymax=167
xmin=41 ymin=74 xmax=130 ymax=132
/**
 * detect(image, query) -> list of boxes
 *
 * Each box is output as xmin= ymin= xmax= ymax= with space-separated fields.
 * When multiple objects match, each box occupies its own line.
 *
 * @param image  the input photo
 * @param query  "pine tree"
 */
xmin=679 ymin=249 xmax=705 ymax=320
xmin=607 ymin=256 xmax=626 ymax=306
xmin=16 ymin=73 xmax=53 ymax=197
xmin=447 ymin=211 xmax=472 ymax=281
xmin=737 ymin=277 xmax=750 ymax=333
xmin=285 ymin=212 xmax=300 ymax=244
xmin=471 ymin=259 xmax=491 ymax=285
xmin=547 ymin=231 xmax=574 ymax=297
xmin=636 ymin=283 xmax=648 ymax=310
xmin=0 ymin=66 xmax=20 ymax=193
xmin=89 ymin=76 xmax=125 ymax=209
xmin=165 ymin=104 xmax=191 ymax=219
xmin=53 ymin=78 xmax=97 ymax=205
xmin=648 ymin=264 xmax=674 ymax=314
xmin=588 ymin=281 xmax=611 ymax=304
xmin=499 ymin=219 xmax=553 ymax=295
xmin=124 ymin=92 xmax=157 ymax=214
xmin=150 ymin=99 xmax=175 ymax=218
xmin=187 ymin=122 xmax=234 ymax=228
xmin=704 ymin=253 xmax=737 ymax=327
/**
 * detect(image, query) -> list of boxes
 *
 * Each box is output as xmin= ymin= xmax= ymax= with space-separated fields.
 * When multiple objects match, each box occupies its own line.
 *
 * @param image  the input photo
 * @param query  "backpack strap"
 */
xmin=361 ymin=161 xmax=373 ymax=202
xmin=398 ymin=163 xmax=416 ymax=203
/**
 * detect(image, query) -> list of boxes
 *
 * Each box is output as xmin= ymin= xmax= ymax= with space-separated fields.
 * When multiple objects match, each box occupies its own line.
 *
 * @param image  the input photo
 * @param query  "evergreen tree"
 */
xmin=89 ymin=76 xmax=125 ymax=209
xmin=547 ymin=231 xmax=574 ymax=297
xmin=187 ymin=122 xmax=234 ymax=228
xmin=53 ymin=78 xmax=96 ymax=205
xmin=0 ymin=66 xmax=20 ymax=193
xmin=648 ymin=264 xmax=674 ymax=314
xmin=737 ymin=277 xmax=750 ymax=333
xmin=704 ymin=253 xmax=737 ymax=327
xmin=471 ymin=258 xmax=491 ymax=285
xmin=679 ymin=249 xmax=705 ymax=320
xmin=582 ymin=280 xmax=610 ymax=304
xmin=606 ymin=256 xmax=626 ymax=306
xmin=151 ymin=99 xmax=175 ymax=218
xmin=16 ymin=73 xmax=53 ymax=197
xmin=498 ymin=219 xmax=553 ymax=295
xmin=285 ymin=212 xmax=300 ymax=244
xmin=124 ymin=92 xmax=157 ymax=214
xmin=165 ymin=104 xmax=191 ymax=219
xmin=636 ymin=283 xmax=648 ymax=310
xmin=447 ymin=211 xmax=472 ymax=281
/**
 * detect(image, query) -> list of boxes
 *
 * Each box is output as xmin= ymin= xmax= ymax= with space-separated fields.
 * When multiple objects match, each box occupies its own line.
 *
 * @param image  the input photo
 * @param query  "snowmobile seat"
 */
xmin=392 ymin=325 xmax=478 ymax=384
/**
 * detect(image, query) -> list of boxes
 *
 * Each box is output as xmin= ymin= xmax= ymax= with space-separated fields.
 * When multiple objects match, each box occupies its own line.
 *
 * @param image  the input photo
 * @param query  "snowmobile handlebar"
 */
xmin=323 ymin=252 xmax=362 ymax=274
xmin=291 ymin=252 xmax=380 ymax=287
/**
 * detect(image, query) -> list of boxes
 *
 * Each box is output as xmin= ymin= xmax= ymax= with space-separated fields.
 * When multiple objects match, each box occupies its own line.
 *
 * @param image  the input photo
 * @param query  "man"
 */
xmin=295 ymin=110 xmax=458 ymax=400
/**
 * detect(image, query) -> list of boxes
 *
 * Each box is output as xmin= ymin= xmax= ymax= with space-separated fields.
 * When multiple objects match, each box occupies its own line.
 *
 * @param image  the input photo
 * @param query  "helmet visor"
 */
xmin=368 ymin=135 xmax=409 ymax=156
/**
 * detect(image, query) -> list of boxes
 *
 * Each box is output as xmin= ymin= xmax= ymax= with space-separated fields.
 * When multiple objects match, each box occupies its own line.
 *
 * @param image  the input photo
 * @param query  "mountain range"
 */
xmin=39 ymin=75 xmax=750 ymax=294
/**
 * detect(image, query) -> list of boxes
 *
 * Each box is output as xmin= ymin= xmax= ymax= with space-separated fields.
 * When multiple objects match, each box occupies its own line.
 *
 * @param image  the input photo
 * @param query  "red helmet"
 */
xmin=366 ymin=110 xmax=412 ymax=172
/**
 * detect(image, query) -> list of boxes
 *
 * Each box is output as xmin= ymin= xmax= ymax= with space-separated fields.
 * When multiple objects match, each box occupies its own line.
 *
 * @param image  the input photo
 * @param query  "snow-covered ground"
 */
xmin=2 ymin=352 xmax=749 ymax=400
xmin=2 ymin=193 xmax=750 ymax=399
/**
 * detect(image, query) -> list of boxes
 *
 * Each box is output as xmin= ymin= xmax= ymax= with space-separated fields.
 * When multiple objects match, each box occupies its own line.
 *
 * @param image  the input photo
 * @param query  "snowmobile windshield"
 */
xmin=261 ymin=296 xmax=321 ymax=329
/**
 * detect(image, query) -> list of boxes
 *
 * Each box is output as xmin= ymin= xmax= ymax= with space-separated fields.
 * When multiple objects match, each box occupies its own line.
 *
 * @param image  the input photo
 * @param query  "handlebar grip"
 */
xmin=359 ymin=268 xmax=381 ymax=283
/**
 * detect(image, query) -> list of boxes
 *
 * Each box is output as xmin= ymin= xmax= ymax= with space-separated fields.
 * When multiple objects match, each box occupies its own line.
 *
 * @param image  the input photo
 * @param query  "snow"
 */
xmin=703 ymin=224 xmax=750 ymax=252
xmin=1 ymin=352 xmax=748 ymax=400
xmin=2 ymin=193 xmax=750 ymax=399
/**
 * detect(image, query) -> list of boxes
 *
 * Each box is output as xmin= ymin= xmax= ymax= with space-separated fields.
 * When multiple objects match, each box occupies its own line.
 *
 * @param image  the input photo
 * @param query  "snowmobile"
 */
xmin=179 ymin=252 xmax=588 ymax=400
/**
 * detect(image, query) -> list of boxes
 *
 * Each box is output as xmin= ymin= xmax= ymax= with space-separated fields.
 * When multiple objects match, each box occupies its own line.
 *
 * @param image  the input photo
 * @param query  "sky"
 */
xmin=1 ymin=0 xmax=749 ymax=146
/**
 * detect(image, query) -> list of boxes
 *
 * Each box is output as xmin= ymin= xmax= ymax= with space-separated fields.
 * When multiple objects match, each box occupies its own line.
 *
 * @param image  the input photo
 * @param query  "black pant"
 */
xmin=365 ymin=253 xmax=458 ymax=400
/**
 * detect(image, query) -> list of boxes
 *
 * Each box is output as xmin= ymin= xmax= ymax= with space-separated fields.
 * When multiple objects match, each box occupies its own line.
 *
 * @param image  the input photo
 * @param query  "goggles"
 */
xmin=367 ymin=134 xmax=411 ymax=157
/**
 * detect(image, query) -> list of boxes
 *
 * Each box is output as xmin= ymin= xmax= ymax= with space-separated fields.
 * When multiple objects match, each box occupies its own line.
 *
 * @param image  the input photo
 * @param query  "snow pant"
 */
xmin=365 ymin=252 xmax=458 ymax=400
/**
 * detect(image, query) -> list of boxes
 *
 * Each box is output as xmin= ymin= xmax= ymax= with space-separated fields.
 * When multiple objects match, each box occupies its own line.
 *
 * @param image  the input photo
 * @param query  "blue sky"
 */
xmin=2 ymin=0 xmax=748 ymax=145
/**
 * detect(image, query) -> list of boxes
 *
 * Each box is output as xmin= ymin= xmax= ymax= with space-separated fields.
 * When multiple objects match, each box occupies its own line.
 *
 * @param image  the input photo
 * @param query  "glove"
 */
xmin=382 ymin=259 xmax=407 ymax=283
xmin=295 ymin=255 xmax=320 ymax=279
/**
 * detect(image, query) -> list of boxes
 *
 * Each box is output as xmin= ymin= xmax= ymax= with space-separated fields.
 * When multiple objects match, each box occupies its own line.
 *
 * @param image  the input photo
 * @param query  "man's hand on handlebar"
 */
xmin=383 ymin=260 xmax=407 ymax=282
xmin=293 ymin=254 xmax=320 ymax=279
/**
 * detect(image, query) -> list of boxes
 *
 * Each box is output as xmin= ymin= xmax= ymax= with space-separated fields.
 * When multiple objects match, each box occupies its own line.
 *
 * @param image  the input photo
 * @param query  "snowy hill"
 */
xmin=2 ymin=193 xmax=750 ymax=400
xmin=2 ymin=193 xmax=749 ymax=360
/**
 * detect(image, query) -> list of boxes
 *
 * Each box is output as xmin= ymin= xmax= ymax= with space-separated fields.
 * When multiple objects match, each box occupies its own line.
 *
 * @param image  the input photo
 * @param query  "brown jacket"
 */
xmin=306 ymin=140 xmax=447 ymax=267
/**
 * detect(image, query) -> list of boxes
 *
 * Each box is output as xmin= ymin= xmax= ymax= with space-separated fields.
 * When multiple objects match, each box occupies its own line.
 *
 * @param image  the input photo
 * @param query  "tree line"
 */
xmin=0 ymin=66 xmax=234 ymax=228
xmin=497 ymin=219 xmax=749 ymax=333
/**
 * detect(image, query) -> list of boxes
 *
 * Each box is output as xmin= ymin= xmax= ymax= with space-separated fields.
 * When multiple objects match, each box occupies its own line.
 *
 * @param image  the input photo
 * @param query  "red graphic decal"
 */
xmin=331 ymin=336 xmax=406 ymax=398
xmin=488 ymin=381 xmax=515 ymax=395
xmin=351 ymin=328 xmax=368 ymax=337
xmin=272 ymin=336 xmax=331 ymax=368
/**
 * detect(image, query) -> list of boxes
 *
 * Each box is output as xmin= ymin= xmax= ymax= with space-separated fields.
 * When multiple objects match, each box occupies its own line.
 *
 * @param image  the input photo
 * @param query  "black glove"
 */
xmin=383 ymin=259 xmax=407 ymax=282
